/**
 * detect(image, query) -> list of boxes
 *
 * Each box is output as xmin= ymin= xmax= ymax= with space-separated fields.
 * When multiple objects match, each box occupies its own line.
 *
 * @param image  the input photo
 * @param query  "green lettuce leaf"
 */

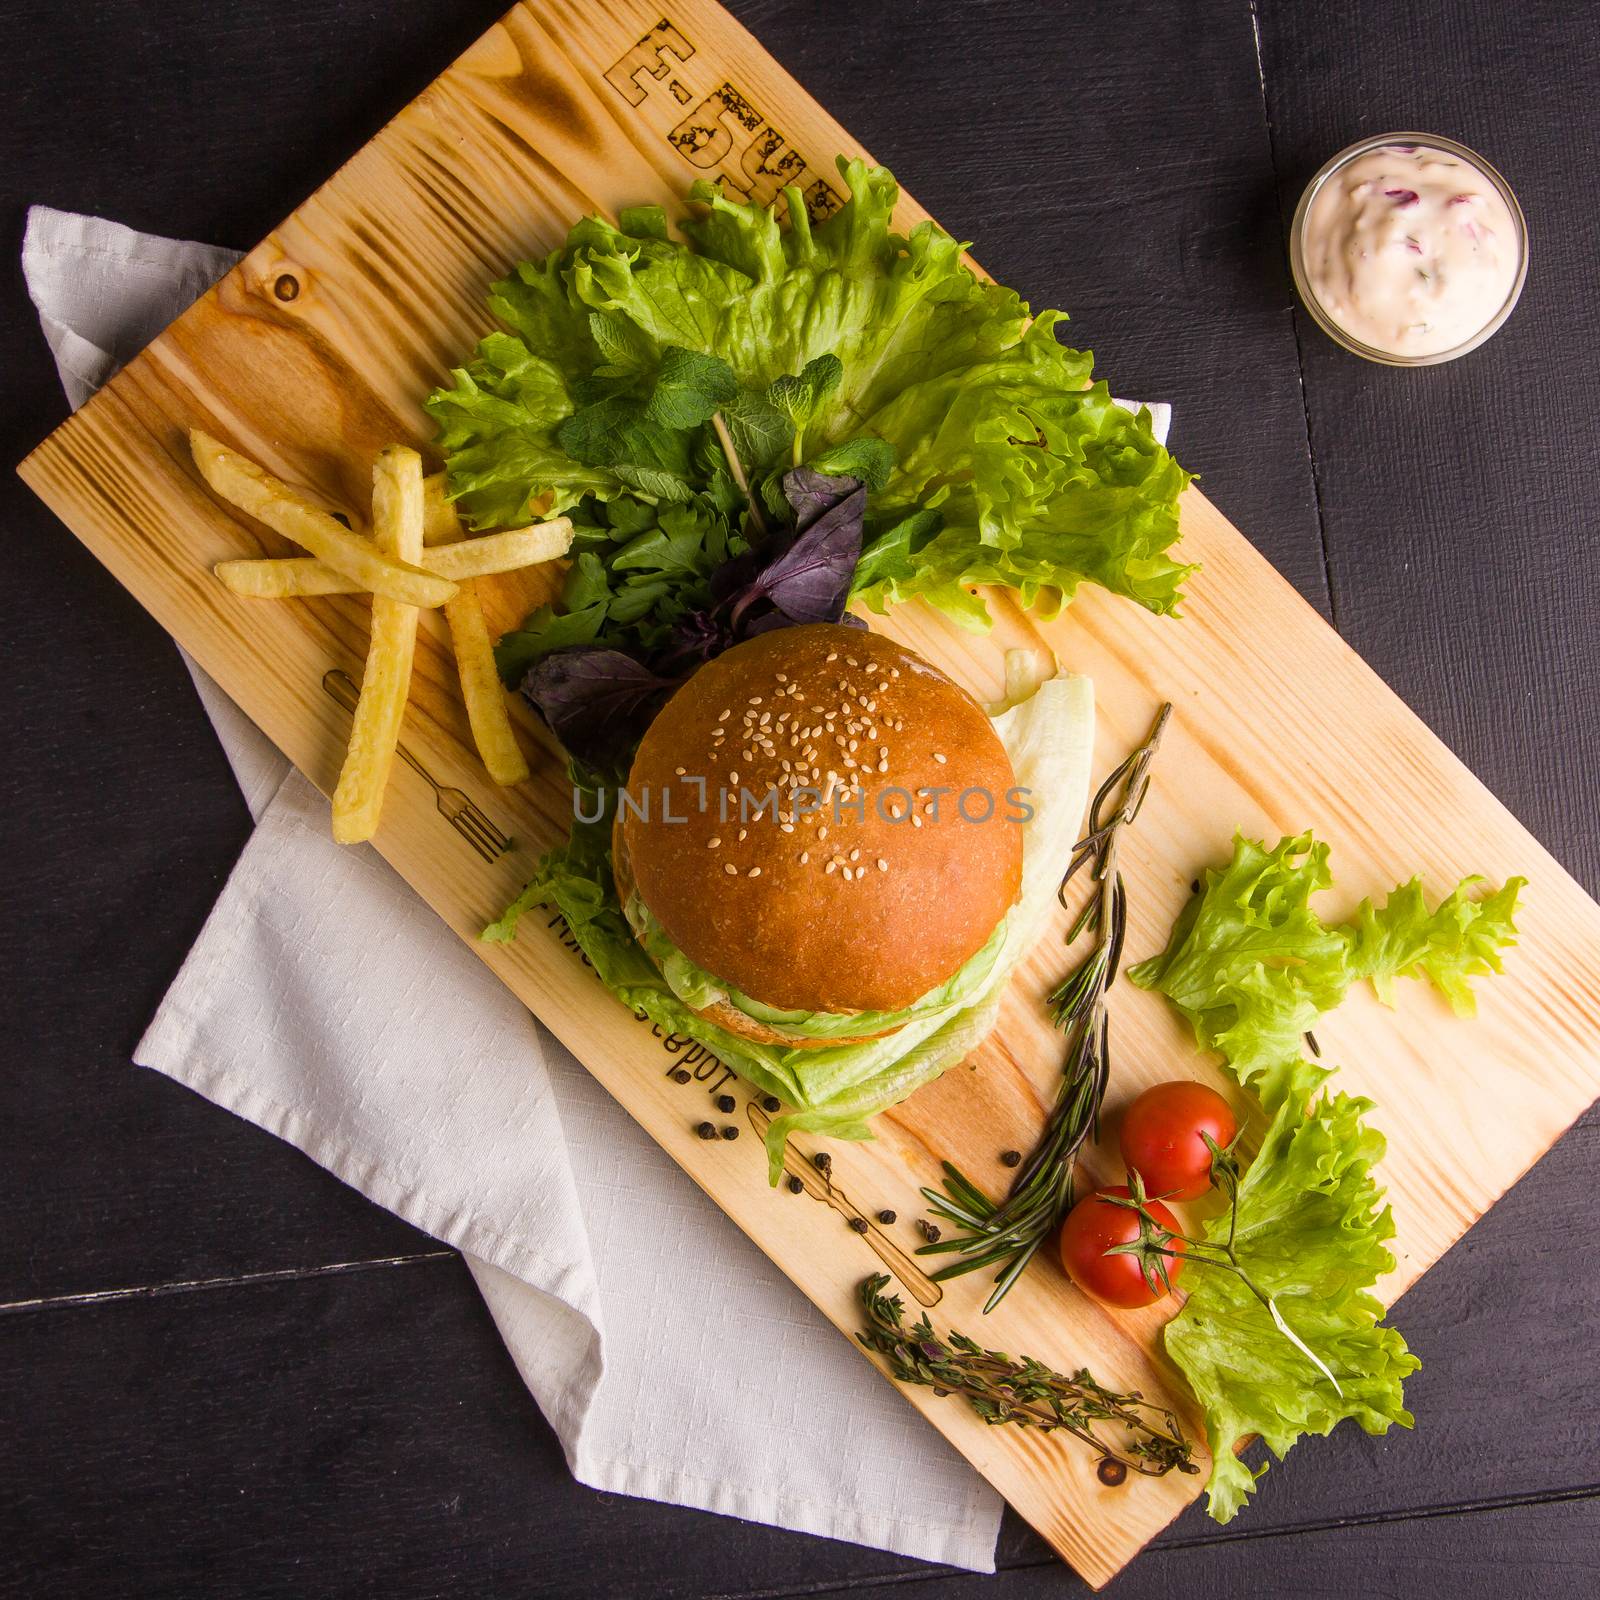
xmin=1347 ymin=874 xmax=1525 ymax=1014
xmin=1128 ymin=832 xmax=1349 ymax=1110
xmin=1164 ymin=1089 xmax=1420 ymax=1523
xmin=427 ymin=156 xmax=1193 ymax=624
xmin=1134 ymin=829 xmax=1523 ymax=1522
xmin=1130 ymin=833 xmax=1524 ymax=1108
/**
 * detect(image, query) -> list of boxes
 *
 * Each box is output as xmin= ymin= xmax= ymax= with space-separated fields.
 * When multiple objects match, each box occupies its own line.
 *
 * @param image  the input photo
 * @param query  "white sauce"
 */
xmin=1303 ymin=144 xmax=1519 ymax=357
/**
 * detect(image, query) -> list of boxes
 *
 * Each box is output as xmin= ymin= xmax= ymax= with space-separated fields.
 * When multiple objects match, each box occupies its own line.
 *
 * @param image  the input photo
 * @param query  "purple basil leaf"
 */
xmin=520 ymin=646 xmax=676 ymax=772
xmin=731 ymin=482 xmax=866 ymax=630
xmin=782 ymin=467 xmax=860 ymax=529
xmin=655 ymin=608 xmax=734 ymax=675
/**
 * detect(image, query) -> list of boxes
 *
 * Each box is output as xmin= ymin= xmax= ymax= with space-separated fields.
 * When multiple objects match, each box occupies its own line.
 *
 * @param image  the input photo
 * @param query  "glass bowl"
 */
xmin=1288 ymin=131 xmax=1528 ymax=366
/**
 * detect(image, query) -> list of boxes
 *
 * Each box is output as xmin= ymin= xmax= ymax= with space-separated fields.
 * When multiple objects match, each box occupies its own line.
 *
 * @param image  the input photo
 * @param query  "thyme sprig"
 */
xmin=916 ymin=704 xmax=1173 ymax=1312
xmin=1102 ymin=1147 xmax=1344 ymax=1397
xmin=857 ymin=1275 xmax=1196 ymax=1481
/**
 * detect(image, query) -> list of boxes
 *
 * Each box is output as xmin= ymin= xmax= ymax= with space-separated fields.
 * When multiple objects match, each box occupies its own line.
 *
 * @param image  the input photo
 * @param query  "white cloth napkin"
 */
xmin=24 ymin=204 xmax=1046 ymax=1570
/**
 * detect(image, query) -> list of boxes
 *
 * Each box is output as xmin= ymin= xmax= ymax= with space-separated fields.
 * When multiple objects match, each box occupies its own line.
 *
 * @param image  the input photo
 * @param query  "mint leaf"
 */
xmin=768 ymin=353 xmax=844 ymax=429
xmin=644 ymin=346 xmax=737 ymax=428
xmin=809 ymin=434 xmax=895 ymax=490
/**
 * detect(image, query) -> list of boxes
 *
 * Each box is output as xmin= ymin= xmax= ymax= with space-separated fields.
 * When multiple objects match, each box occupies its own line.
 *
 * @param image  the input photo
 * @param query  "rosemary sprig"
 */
xmin=857 ymin=1275 xmax=1196 ymax=1481
xmin=917 ymin=704 xmax=1173 ymax=1312
xmin=1101 ymin=1147 xmax=1345 ymax=1397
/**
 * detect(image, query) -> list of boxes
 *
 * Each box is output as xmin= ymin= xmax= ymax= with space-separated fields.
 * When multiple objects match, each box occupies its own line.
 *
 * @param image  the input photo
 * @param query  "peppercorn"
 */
xmin=813 ymin=1152 xmax=832 ymax=1173
xmin=1097 ymin=1457 xmax=1128 ymax=1488
xmin=787 ymin=1175 xmax=804 ymax=1194
xmin=720 ymin=1125 xmax=739 ymax=1141
xmin=696 ymin=1122 xmax=717 ymax=1140
xmin=716 ymin=1094 xmax=736 ymax=1113
xmin=848 ymin=1216 xmax=869 ymax=1234
xmin=916 ymin=1218 xmax=942 ymax=1242
xmin=1000 ymin=1149 xmax=1022 ymax=1168
xmin=671 ymin=1068 xmax=692 ymax=1084
xmin=762 ymin=1095 xmax=780 ymax=1112
xmin=877 ymin=1209 xmax=897 ymax=1225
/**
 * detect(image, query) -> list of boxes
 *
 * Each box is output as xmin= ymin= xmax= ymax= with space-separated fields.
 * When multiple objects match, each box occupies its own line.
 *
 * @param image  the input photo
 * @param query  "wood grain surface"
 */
xmin=9 ymin=0 xmax=1600 ymax=1587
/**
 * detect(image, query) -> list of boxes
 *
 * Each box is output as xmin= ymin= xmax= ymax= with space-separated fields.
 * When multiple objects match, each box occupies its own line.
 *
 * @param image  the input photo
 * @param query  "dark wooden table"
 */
xmin=3 ymin=2 xmax=1597 ymax=1594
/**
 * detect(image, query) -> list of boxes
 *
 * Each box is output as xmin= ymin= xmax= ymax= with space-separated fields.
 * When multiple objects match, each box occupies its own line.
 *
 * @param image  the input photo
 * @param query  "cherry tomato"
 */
xmin=1119 ymin=1080 xmax=1238 ymax=1201
xmin=1058 ymin=1186 xmax=1185 ymax=1308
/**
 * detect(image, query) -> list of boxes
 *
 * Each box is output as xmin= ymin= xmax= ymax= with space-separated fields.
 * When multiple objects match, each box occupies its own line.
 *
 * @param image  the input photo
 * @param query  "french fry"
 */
xmin=214 ymin=557 xmax=359 ymax=598
xmin=429 ymin=512 xmax=531 ymax=786
xmin=213 ymin=519 xmax=573 ymax=598
xmin=422 ymin=472 xmax=463 ymax=546
xmin=331 ymin=447 xmax=426 ymax=843
xmin=445 ymin=577 xmax=530 ymax=785
xmin=191 ymin=429 xmax=456 ymax=608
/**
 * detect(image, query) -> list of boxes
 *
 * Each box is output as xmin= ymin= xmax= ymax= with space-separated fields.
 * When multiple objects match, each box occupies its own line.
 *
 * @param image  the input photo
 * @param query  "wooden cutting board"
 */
xmin=18 ymin=0 xmax=1600 ymax=1584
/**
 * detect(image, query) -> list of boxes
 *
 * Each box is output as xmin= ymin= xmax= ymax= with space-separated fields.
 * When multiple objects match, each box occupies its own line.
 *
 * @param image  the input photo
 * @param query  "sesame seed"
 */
xmin=933 ymin=752 xmax=947 ymax=764
xmin=825 ymin=861 xmax=837 ymax=875
xmin=780 ymin=822 xmax=794 ymax=833
xmin=738 ymin=829 xmax=747 ymax=841
xmin=718 ymin=709 xmax=731 ymax=722
xmin=748 ymin=866 xmax=761 ymax=878
xmin=846 ymin=656 xmax=858 ymax=666
xmin=842 ymin=866 xmax=853 ymax=881
xmin=729 ymin=772 xmax=739 ymax=784
xmin=877 ymin=858 xmax=888 ymax=871
xmin=707 ymin=837 xmax=722 ymax=848
xmin=912 ymin=815 xmax=923 ymax=828
xmin=799 ymin=851 xmax=810 ymax=864
xmin=879 ymin=681 xmax=889 ymax=692
xmin=850 ymin=848 xmax=861 ymax=861
xmin=749 ymin=697 xmax=762 ymax=706
xmin=818 ymin=827 xmax=829 ymax=841
xmin=674 ymin=766 xmax=686 ymax=776
xmin=826 ymin=652 xmax=838 ymax=663
xmin=776 ymin=673 xmax=788 ymax=683
xmin=724 ymin=863 xmax=737 ymax=875
xmin=877 ymin=760 xmax=888 ymax=773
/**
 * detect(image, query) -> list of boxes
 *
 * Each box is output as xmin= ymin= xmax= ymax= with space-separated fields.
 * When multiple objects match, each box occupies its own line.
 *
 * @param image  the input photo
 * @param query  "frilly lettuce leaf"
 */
xmin=1129 ymin=832 xmax=1523 ymax=1109
xmin=1347 ymin=874 xmax=1525 ymax=1014
xmin=1128 ymin=832 xmax=1350 ymax=1109
xmin=1164 ymin=1088 xmax=1420 ymax=1524
xmin=427 ymin=156 xmax=1193 ymax=622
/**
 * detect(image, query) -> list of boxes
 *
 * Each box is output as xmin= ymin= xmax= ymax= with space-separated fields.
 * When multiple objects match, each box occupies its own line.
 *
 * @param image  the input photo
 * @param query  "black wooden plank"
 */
xmin=3 ymin=1257 xmax=1593 ymax=1600
xmin=1252 ymin=0 xmax=1600 ymax=895
xmin=0 ymin=1260 xmax=942 ymax=1600
xmin=858 ymin=1497 xmax=1600 ymax=1600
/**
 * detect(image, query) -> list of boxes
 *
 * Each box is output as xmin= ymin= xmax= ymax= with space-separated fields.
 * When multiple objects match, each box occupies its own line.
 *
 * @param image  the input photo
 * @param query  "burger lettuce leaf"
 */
xmin=428 ymin=157 xmax=1193 ymax=634
xmin=485 ymin=671 xmax=1096 ymax=1180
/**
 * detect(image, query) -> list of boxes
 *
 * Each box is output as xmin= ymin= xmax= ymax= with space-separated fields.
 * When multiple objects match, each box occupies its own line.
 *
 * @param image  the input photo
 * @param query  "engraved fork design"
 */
xmin=321 ymin=668 xmax=512 ymax=863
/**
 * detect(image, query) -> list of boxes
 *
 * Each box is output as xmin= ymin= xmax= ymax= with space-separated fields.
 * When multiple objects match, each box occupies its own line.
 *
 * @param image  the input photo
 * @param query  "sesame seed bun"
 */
xmin=616 ymin=623 xmax=1023 ymax=1019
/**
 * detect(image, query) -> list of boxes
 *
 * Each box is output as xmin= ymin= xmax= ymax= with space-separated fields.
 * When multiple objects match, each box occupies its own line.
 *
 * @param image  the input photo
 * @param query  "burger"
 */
xmin=503 ymin=619 xmax=1094 ymax=1182
xmin=615 ymin=623 xmax=1028 ymax=1050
